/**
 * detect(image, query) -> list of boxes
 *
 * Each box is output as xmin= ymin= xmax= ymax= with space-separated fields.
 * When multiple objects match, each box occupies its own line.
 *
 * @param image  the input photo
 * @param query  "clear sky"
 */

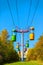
xmin=0 ymin=0 xmax=43 ymax=49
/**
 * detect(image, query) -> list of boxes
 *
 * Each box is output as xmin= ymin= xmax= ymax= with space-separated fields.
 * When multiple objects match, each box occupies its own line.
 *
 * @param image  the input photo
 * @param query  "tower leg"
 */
xmin=21 ymin=33 xmax=24 ymax=61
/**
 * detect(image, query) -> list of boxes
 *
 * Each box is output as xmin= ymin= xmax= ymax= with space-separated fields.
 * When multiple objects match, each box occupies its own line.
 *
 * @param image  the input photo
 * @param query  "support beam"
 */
xmin=21 ymin=33 xmax=24 ymax=61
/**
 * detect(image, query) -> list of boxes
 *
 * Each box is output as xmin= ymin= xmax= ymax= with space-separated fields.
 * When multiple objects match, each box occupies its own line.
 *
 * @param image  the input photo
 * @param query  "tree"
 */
xmin=0 ymin=29 xmax=19 ymax=64
xmin=34 ymin=35 xmax=43 ymax=60
xmin=26 ymin=35 xmax=43 ymax=61
xmin=26 ymin=48 xmax=37 ymax=61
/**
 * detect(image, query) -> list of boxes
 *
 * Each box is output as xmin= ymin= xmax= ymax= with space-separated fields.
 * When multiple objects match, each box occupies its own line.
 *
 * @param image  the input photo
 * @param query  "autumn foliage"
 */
xmin=0 ymin=29 xmax=19 ymax=64
xmin=26 ymin=35 xmax=43 ymax=61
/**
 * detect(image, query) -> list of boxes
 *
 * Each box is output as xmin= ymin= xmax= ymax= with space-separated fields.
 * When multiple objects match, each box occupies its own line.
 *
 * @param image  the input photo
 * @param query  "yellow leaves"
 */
xmin=0 ymin=29 xmax=19 ymax=63
xmin=0 ymin=29 xmax=8 ymax=43
xmin=1 ymin=29 xmax=8 ymax=36
xmin=26 ymin=48 xmax=35 ymax=61
xmin=26 ymin=35 xmax=43 ymax=61
xmin=38 ymin=35 xmax=43 ymax=42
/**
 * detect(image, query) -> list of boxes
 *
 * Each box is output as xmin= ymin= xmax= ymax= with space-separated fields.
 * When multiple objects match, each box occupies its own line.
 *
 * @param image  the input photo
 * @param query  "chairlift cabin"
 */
xmin=11 ymin=29 xmax=17 ymax=42
xmin=29 ymin=27 xmax=34 ymax=40
xmin=16 ymin=45 xmax=20 ymax=51
xmin=26 ymin=40 xmax=29 ymax=48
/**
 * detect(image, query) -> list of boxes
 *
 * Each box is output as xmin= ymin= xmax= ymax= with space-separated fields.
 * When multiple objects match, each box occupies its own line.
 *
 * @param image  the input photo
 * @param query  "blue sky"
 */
xmin=0 ymin=0 xmax=43 ymax=49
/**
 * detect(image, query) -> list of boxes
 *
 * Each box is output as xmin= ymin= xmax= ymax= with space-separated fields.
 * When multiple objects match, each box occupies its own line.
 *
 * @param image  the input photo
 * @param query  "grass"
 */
xmin=4 ymin=61 xmax=43 ymax=65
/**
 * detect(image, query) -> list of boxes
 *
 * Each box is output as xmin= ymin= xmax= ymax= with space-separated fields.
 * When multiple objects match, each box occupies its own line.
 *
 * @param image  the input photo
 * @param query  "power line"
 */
xmin=27 ymin=0 xmax=39 ymax=29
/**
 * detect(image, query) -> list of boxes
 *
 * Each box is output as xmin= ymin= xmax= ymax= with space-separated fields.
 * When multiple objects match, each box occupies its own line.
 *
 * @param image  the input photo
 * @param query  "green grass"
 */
xmin=4 ymin=61 xmax=42 ymax=65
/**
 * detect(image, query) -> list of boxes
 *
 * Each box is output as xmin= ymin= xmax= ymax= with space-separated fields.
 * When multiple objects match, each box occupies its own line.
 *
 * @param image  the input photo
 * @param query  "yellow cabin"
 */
xmin=29 ymin=33 xmax=34 ymax=40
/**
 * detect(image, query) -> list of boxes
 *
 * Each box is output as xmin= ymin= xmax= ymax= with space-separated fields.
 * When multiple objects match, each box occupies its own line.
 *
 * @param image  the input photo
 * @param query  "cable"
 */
xmin=16 ymin=0 xmax=21 ymax=29
xmin=27 ymin=0 xmax=39 ymax=30
xmin=7 ymin=0 xmax=15 ymax=27
xmin=7 ymin=0 xmax=20 ymax=30
xmin=26 ymin=0 xmax=32 ymax=29
xmin=7 ymin=0 xmax=39 ymax=30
